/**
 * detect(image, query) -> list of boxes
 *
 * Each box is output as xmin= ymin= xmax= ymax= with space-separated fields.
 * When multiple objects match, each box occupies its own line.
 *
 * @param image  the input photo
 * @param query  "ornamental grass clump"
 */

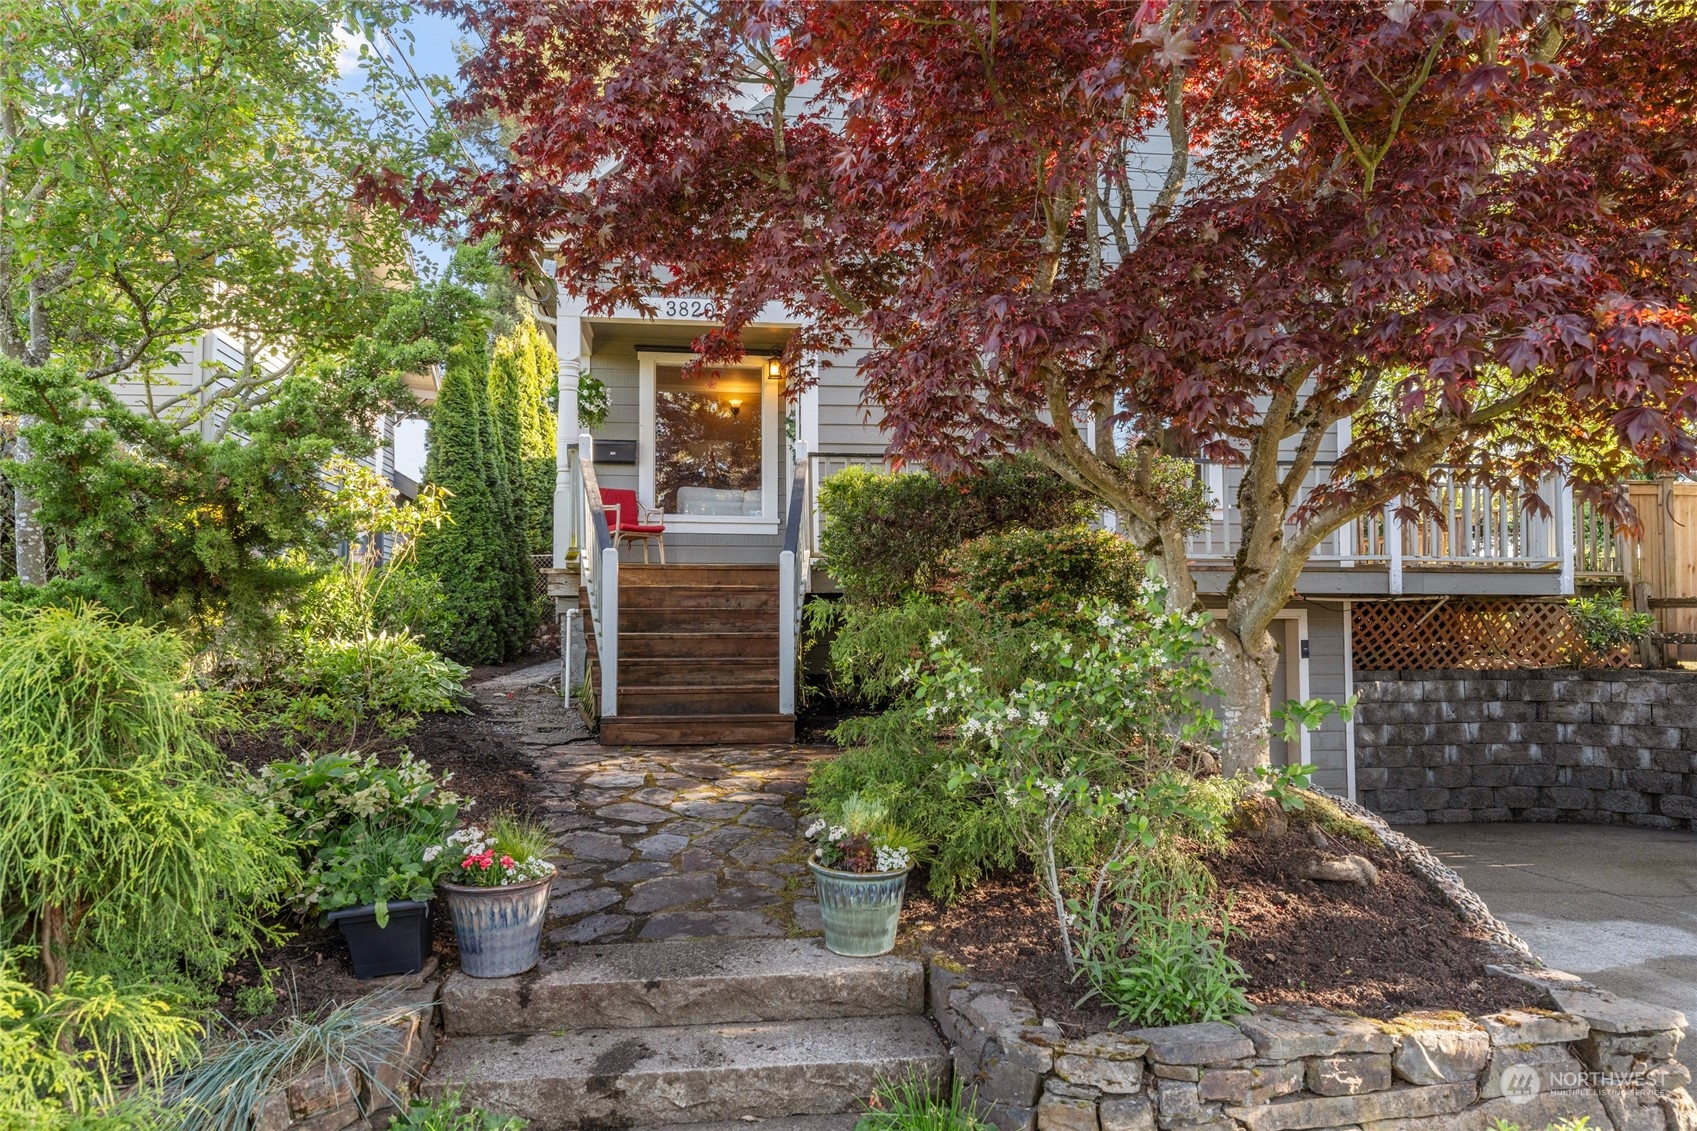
xmin=167 ymin=994 xmax=429 ymax=1131
xmin=0 ymin=603 xmax=294 ymax=989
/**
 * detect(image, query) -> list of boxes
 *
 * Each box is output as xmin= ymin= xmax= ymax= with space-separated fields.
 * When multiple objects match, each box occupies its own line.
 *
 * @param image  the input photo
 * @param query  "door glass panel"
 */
xmin=654 ymin=364 xmax=764 ymax=515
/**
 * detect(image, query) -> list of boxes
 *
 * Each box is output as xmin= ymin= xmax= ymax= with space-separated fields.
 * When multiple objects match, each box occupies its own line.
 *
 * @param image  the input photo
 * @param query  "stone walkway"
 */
xmin=465 ymin=666 xmax=831 ymax=946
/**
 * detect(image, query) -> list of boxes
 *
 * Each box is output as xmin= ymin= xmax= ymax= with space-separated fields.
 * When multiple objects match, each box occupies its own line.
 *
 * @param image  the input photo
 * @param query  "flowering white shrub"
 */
xmin=930 ymin=583 xmax=1222 ymax=969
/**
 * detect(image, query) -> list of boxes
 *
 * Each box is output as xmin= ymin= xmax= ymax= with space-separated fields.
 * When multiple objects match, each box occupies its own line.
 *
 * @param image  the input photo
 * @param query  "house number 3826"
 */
xmin=661 ymin=297 xmax=717 ymax=318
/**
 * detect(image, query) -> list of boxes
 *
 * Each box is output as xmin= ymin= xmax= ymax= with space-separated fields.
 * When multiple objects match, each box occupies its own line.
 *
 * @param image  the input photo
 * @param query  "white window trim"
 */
xmin=637 ymin=350 xmax=781 ymax=534
xmin=1203 ymin=460 xmax=1227 ymax=519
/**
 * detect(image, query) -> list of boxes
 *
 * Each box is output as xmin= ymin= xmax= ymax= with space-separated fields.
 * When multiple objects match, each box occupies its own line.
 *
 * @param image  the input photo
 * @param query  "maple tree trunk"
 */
xmin=1209 ymin=621 xmax=1279 ymax=776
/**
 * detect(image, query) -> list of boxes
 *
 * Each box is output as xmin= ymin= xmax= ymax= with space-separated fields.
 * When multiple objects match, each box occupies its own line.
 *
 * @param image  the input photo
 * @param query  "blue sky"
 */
xmin=339 ymin=10 xmax=470 ymax=274
xmin=338 ymin=11 xmax=476 ymax=475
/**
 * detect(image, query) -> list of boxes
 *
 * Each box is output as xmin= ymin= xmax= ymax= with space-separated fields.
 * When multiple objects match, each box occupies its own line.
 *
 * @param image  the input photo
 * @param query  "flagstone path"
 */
xmin=467 ymin=667 xmax=831 ymax=946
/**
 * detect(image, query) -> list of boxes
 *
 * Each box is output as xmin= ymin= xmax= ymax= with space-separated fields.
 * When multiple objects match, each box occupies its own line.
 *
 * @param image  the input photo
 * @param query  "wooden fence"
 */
xmin=1624 ymin=480 xmax=1697 ymax=663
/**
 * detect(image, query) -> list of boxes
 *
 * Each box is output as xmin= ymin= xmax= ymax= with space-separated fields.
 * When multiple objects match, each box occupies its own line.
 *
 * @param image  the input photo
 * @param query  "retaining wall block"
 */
xmin=1304 ymin=1052 xmax=1393 ymax=1096
xmin=1545 ymin=701 xmax=1595 ymax=723
xmin=1468 ymin=764 xmax=1513 ymax=787
xmin=1661 ymin=795 xmax=1697 ymax=820
xmin=984 ymin=1102 xmax=1038 ymax=1131
xmin=1095 ymin=1095 xmax=1154 ymax=1131
xmin=1651 ymin=703 xmax=1697 ymax=726
xmin=1035 ymin=1092 xmax=1098 ymax=1131
xmin=1389 ymin=1016 xmax=1491 ymax=1085
xmin=1480 ymin=1043 xmax=1590 ymax=1101
xmin=1510 ymin=764 xmax=1559 ymax=787
xmin=1543 ymin=786 xmax=1597 ymax=809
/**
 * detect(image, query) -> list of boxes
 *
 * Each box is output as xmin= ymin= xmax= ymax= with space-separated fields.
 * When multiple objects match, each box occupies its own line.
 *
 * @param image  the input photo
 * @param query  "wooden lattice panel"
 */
xmin=1352 ymin=598 xmax=1631 ymax=671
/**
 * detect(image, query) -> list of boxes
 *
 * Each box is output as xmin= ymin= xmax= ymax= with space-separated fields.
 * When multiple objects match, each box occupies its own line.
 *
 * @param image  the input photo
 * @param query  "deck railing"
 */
xmin=778 ymin=442 xmax=810 ymax=717
xmin=1185 ymin=464 xmax=1610 ymax=593
xmin=577 ymin=432 xmax=618 ymax=716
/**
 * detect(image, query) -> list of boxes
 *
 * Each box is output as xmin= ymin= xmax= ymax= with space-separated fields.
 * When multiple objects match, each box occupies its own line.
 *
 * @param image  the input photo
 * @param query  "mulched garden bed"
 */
xmin=212 ymin=704 xmax=543 ymax=1027
xmin=221 ymin=704 xmax=545 ymax=820
xmin=904 ymin=823 xmax=1541 ymax=1036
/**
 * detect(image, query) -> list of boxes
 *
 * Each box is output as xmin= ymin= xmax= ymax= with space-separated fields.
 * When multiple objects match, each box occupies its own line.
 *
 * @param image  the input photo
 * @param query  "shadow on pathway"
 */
xmin=462 ymin=661 xmax=832 ymax=947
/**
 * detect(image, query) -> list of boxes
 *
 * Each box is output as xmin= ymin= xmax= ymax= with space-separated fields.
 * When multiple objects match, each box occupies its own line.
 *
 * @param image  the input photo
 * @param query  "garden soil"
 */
xmin=906 ymin=828 xmax=1540 ymax=1036
xmin=214 ymin=696 xmax=548 ymax=1026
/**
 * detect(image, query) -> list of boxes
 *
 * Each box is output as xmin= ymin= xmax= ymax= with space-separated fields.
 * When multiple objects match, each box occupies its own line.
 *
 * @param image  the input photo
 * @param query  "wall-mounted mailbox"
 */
xmin=593 ymin=440 xmax=639 ymax=464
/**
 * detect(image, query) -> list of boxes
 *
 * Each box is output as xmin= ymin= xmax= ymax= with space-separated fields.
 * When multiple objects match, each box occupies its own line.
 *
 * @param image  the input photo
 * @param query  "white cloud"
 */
xmin=334 ymin=26 xmax=368 ymax=77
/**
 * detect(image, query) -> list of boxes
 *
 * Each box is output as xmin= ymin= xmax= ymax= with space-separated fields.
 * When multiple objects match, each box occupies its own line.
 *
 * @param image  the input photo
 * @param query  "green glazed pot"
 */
xmin=808 ymin=859 xmax=910 ymax=957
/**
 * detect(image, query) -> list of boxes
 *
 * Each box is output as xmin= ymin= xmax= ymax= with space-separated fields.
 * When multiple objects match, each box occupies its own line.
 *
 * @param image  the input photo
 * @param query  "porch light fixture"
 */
xmin=766 ymin=358 xmax=784 ymax=381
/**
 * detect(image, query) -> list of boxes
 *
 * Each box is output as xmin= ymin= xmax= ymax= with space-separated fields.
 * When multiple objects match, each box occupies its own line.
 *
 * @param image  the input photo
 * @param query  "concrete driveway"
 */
xmin=1410 ymin=822 xmax=1697 ymax=1076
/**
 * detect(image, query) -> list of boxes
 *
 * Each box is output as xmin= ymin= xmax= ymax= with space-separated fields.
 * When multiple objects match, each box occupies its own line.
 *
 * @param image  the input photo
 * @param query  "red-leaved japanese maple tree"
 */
xmin=404 ymin=0 xmax=1697 ymax=772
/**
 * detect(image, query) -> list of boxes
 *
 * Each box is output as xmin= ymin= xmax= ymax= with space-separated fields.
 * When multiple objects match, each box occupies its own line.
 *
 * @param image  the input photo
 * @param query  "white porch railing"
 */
xmin=576 ymin=433 xmax=619 ymax=716
xmin=1184 ymin=465 xmax=1617 ymax=595
xmin=779 ymin=441 xmax=811 ymax=716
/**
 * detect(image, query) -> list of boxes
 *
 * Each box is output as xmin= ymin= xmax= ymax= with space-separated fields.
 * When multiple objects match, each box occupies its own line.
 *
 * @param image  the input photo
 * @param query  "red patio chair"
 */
xmin=600 ymin=488 xmax=667 ymax=564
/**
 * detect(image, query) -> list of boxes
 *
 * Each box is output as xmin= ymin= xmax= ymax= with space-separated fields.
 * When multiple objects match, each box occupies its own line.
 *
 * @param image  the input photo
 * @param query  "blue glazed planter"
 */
xmin=809 ymin=860 xmax=910 ymax=957
xmin=440 ymin=869 xmax=554 ymax=978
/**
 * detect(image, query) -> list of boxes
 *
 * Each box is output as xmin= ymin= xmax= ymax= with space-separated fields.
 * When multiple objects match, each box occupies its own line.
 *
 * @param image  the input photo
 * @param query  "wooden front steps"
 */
xmin=583 ymin=564 xmax=794 ymax=745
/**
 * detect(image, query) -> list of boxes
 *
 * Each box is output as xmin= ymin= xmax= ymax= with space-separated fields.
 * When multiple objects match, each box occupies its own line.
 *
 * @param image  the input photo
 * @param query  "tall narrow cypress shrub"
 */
xmin=418 ymin=333 xmax=531 ymax=664
xmin=487 ymin=317 xmax=558 ymax=555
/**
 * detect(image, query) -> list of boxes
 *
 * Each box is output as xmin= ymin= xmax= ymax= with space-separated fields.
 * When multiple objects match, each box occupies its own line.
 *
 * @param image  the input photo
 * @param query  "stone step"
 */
xmin=629 ymin=1117 xmax=858 ymax=1131
xmin=425 ymin=1015 xmax=949 ymax=1131
xmin=442 ymin=939 xmax=924 ymax=1036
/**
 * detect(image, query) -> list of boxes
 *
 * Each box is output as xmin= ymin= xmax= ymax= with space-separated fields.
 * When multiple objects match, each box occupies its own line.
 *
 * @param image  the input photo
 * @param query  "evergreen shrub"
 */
xmin=417 ymin=333 xmax=534 ymax=664
xmin=944 ymin=524 xmax=1145 ymax=626
xmin=816 ymin=458 xmax=1086 ymax=605
xmin=0 ymin=603 xmax=293 ymax=986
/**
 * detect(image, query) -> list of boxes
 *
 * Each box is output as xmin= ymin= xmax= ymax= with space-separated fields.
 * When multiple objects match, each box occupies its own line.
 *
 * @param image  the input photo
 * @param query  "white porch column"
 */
xmin=1387 ymin=497 xmax=1404 ymax=596
xmin=1556 ymin=470 xmax=1576 ymax=595
xmin=796 ymin=362 xmax=820 ymax=453
xmin=553 ymin=314 xmax=584 ymax=569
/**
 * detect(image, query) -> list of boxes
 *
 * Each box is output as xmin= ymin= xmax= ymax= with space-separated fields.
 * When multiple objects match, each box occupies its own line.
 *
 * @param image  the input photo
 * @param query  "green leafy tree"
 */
xmin=0 ymin=0 xmax=426 ymax=582
xmin=487 ymin=316 xmax=558 ymax=555
xmin=418 ymin=332 xmax=533 ymax=664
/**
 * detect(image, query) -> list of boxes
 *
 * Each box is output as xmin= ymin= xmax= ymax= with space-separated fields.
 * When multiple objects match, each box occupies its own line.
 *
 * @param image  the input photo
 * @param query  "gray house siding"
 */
xmin=816 ymin=344 xmax=888 ymax=454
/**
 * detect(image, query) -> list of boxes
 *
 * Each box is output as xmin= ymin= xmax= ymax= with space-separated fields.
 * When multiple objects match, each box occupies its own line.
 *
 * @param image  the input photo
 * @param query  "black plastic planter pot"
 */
xmin=325 ymin=900 xmax=432 ymax=979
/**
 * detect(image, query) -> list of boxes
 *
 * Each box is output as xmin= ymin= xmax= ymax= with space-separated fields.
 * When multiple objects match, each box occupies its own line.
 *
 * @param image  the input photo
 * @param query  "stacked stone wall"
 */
xmin=932 ymin=964 xmax=1693 ymax=1131
xmin=1353 ymin=669 xmax=1697 ymax=827
xmin=257 ymin=992 xmax=436 ymax=1131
